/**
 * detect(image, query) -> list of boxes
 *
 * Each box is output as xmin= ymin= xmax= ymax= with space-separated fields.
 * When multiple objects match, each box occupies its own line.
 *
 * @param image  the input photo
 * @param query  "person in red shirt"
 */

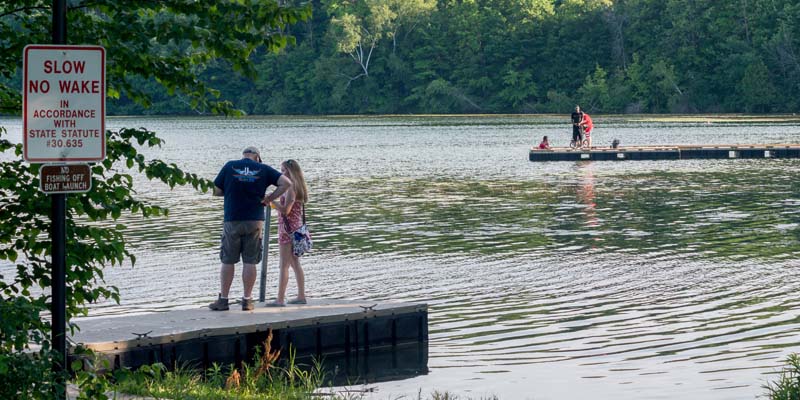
xmin=538 ymin=135 xmax=551 ymax=149
xmin=579 ymin=113 xmax=594 ymax=148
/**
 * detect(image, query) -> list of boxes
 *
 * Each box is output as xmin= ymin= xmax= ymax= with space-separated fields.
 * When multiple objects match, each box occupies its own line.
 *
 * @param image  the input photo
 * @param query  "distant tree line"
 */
xmin=104 ymin=0 xmax=800 ymax=115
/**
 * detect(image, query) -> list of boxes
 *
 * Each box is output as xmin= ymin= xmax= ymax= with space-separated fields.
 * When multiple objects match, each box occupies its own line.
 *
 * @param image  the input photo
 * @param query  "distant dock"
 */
xmin=529 ymin=144 xmax=800 ymax=162
xmin=69 ymin=299 xmax=428 ymax=379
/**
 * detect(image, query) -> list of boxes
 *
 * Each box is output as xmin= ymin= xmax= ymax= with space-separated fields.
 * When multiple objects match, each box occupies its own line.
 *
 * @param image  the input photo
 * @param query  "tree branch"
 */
xmin=364 ymin=40 xmax=376 ymax=75
xmin=343 ymin=72 xmax=366 ymax=90
xmin=0 ymin=6 xmax=48 ymax=19
xmin=348 ymin=50 xmax=360 ymax=65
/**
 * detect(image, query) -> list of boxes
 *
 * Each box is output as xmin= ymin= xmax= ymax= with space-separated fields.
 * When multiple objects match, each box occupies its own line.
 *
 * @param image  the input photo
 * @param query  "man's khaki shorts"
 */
xmin=220 ymin=221 xmax=264 ymax=264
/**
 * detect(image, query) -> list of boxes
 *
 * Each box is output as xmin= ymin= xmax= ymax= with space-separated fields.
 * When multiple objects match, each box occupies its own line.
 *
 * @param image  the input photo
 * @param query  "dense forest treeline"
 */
xmin=80 ymin=0 xmax=800 ymax=114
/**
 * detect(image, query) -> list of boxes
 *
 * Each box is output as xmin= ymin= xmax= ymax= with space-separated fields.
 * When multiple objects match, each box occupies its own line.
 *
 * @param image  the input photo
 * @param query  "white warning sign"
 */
xmin=23 ymin=45 xmax=105 ymax=163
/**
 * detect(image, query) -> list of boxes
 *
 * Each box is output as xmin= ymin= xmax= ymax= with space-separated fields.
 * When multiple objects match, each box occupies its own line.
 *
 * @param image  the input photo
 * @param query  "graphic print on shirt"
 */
xmin=232 ymin=166 xmax=261 ymax=183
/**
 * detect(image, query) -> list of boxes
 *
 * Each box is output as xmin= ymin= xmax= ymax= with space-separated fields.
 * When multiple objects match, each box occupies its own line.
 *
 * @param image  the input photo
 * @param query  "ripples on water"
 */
xmin=3 ymin=115 xmax=800 ymax=399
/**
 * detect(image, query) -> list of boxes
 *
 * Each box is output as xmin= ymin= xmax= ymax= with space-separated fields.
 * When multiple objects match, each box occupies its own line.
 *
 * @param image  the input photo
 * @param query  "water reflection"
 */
xmin=575 ymin=162 xmax=599 ymax=230
xmin=306 ymin=343 xmax=428 ymax=387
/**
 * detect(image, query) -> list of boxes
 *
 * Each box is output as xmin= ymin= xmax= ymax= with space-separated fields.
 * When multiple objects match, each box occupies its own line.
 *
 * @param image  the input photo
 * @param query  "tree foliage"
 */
xmin=0 ymin=1 xmax=308 ymax=398
xmin=102 ymin=0 xmax=800 ymax=115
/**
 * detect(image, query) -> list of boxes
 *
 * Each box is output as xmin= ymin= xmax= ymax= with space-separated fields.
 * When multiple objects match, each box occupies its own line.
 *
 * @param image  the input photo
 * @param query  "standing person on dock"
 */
xmin=579 ymin=112 xmax=594 ymax=148
xmin=571 ymin=105 xmax=584 ymax=146
xmin=209 ymin=146 xmax=292 ymax=311
xmin=267 ymin=159 xmax=310 ymax=307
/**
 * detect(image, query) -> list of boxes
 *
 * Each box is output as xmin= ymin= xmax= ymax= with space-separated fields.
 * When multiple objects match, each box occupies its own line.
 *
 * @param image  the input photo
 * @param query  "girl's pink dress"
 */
xmin=278 ymin=195 xmax=303 ymax=245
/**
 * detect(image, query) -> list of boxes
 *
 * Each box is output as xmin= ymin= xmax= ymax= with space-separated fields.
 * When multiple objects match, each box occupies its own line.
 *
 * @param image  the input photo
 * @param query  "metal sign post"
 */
xmin=51 ymin=2 xmax=67 ymax=398
xmin=259 ymin=206 xmax=272 ymax=302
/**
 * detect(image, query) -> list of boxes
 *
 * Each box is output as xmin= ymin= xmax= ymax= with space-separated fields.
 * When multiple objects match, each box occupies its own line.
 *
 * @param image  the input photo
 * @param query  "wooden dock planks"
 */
xmin=69 ymin=299 xmax=428 ymax=372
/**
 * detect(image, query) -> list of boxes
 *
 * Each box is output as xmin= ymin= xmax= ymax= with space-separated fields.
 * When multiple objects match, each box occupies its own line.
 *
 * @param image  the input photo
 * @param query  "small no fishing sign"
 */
xmin=39 ymin=164 xmax=92 ymax=194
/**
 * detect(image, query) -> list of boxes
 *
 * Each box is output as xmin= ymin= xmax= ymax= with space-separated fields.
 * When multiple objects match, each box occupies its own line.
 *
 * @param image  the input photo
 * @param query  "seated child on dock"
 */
xmin=538 ymin=136 xmax=551 ymax=150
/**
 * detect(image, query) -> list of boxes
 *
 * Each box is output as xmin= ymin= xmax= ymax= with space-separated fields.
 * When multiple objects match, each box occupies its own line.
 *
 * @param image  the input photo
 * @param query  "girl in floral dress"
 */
xmin=268 ymin=159 xmax=309 ymax=306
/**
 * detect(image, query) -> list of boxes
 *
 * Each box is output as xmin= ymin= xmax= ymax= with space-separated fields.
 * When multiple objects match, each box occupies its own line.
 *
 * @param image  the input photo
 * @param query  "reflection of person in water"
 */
xmin=575 ymin=163 xmax=599 ymax=229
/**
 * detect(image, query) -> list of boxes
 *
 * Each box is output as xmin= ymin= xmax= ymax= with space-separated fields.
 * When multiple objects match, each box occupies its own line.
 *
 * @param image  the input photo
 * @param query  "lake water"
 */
xmin=4 ymin=115 xmax=800 ymax=399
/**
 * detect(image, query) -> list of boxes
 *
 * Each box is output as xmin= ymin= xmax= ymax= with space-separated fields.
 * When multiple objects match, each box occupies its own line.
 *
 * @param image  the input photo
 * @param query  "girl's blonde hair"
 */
xmin=283 ymin=159 xmax=308 ymax=204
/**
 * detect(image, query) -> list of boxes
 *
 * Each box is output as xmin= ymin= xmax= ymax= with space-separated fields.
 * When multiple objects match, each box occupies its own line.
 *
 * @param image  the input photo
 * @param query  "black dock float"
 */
xmin=529 ymin=144 xmax=800 ymax=162
xmin=69 ymin=299 xmax=428 ymax=378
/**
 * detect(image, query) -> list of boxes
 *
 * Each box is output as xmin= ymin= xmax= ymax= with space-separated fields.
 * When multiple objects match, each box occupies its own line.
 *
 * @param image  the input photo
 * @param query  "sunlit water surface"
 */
xmin=4 ymin=115 xmax=800 ymax=399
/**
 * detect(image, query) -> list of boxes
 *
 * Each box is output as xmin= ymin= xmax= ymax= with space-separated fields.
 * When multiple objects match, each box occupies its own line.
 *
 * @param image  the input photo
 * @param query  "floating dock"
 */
xmin=529 ymin=144 xmax=800 ymax=162
xmin=69 ymin=299 xmax=428 ymax=381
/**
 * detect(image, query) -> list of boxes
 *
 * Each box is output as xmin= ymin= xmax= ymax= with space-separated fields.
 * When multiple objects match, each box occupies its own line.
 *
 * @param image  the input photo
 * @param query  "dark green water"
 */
xmin=4 ymin=115 xmax=800 ymax=399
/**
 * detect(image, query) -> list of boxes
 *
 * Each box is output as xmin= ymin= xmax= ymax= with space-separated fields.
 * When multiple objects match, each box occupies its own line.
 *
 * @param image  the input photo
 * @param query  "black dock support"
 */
xmin=530 ymin=144 xmax=800 ymax=162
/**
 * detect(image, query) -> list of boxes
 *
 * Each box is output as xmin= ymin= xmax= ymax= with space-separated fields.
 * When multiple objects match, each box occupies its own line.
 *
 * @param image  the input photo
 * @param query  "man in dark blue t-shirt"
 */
xmin=571 ymin=105 xmax=584 ymax=145
xmin=209 ymin=146 xmax=292 ymax=311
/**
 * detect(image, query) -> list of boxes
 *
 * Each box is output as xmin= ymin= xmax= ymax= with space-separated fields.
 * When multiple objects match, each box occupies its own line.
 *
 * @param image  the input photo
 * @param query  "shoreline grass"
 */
xmin=113 ymin=330 xmax=326 ymax=400
xmin=764 ymin=353 xmax=800 ymax=400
